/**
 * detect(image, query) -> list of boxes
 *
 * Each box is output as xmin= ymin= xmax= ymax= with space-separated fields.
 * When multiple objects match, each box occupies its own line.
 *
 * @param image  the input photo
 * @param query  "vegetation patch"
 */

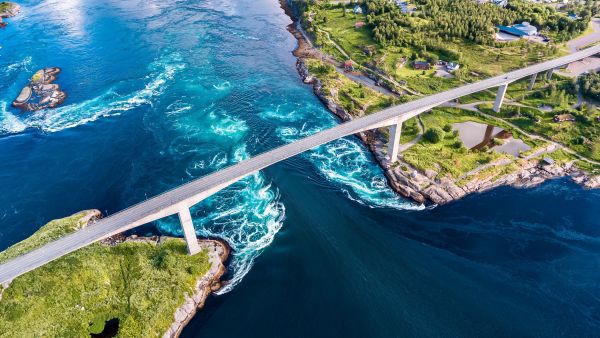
xmin=305 ymin=58 xmax=396 ymax=115
xmin=478 ymin=102 xmax=600 ymax=161
xmin=401 ymin=108 xmax=515 ymax=178
xmin=0 ymin=213 xmax=212 ymax=337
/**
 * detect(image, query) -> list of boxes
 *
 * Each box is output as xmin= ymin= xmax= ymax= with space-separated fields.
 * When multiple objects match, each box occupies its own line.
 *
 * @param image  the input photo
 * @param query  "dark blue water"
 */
xmin=0 ymin=0 xmax=599 ymax=336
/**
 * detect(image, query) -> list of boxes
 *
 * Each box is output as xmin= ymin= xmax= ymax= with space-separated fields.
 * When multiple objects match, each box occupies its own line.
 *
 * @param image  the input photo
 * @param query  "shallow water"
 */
xmin=0 ymin=0 xmax=599 ymax=336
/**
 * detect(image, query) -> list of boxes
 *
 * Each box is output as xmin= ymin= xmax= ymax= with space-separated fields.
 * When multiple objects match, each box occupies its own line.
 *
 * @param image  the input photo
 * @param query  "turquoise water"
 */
xmin=0 ymin=0 xmax=599 ymax=336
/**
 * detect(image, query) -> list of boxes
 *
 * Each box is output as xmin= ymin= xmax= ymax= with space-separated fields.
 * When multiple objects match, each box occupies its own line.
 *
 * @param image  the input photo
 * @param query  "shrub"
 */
xmin=423 ymin=127 xmax=444 ymax=143
xmin=442 ymin=124 xmax=452 ymax=132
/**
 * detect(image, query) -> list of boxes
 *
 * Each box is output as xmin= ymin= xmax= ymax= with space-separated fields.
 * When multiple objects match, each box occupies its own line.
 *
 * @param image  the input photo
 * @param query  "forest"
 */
xmin=364 ymin=0 xmax=591 ymax=47
xmin=579 ymin=71 xmax=600 ymax=100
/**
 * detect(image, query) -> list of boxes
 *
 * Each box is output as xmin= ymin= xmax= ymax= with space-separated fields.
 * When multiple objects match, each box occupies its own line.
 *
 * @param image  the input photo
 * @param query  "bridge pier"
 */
xmin=546 ymin=68 xmax=554 ymax=80
xmin=493 ymin=83 xmax=508 ymax=113
xmin=387 ymin=120 xmax=402 ymax=163
xmin=178 ymin=206 xmax=201 ymax=255
xmin=528 ymin=73 xmax=537 ymax=90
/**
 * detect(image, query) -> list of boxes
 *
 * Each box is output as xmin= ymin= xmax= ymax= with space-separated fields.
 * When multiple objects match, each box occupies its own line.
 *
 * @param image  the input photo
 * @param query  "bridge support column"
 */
xmin=387 ymin=120 xmax=402 ymax=163
xmin=528 ymin=73 xmax=537 ymax=90
xmin=546 ymin=68 xmax=554 ymax=80
xmin=178 ymin=206 xmax=201 ymax=255
xmin=493 ymin=84 xmax=508 ymax=113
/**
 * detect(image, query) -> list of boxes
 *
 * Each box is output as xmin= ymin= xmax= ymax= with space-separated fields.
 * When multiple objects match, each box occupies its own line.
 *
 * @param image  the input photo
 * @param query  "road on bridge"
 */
xmin=1 ymin=45 xmax=600 ymax=285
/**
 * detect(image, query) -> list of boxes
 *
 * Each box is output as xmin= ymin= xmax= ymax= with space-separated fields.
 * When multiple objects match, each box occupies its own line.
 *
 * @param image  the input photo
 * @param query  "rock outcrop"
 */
xmin=162 ymin=240 xmax=229 ymax=338
xmin=0 ymin=2 xmax=20 ymax=28
xmin=12 ymin=67 xmax=67 ymax=111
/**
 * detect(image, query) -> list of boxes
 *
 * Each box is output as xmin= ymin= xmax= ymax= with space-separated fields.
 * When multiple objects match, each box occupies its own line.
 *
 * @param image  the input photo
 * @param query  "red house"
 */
xmin=343 ymin=60 xmax=354 ymax=71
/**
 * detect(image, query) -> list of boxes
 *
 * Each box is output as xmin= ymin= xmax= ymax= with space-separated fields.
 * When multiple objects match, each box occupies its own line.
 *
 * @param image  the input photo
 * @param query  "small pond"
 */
xmin=452 ymin=121 xmax=530 ymax=157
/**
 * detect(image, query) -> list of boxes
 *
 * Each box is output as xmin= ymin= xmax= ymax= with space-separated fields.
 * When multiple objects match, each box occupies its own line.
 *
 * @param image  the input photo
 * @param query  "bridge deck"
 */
xmin=1 ymin=45 xmax=600 ymax=284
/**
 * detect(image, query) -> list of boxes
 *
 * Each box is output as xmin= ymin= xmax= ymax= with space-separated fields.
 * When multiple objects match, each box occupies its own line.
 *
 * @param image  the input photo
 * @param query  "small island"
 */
xmin=0 ymin=1 xmax=20 ymax=28
xmin=0 ymin=210 xmax=229 ymax=337
xmin=12 ymin=67 xmax=67 ymax=111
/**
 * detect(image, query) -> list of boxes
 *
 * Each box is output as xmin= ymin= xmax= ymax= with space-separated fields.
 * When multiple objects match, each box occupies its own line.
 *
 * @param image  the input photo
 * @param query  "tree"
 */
xmin=424 ymin=127 xmax=444 ymax=143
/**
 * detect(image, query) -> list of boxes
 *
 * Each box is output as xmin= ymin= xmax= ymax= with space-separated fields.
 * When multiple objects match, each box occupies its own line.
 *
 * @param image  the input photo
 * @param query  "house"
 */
xmin=343 ymin=60 xmax=354 ymax=71
xmin=553 ymin=113 xmax=575 ymax=122
xmin=492 ymin=0 xmax=508 ymax=7
xmin=413 ymin=61 xmax=431 ymax=70
xmin=513 ymin=22 xmax=538 ymax=36
xmin=353 ymin=5 xmax=363 ymax=14
xmin=446 ymin=62 xmax=460 ymax=71
xmin=497 ymin=22 xmax=538 ymax=37
xmin=355 ymin=21 xmax=365 ymax=29
xmin=568 ymin=13 xmax=579 ymax=20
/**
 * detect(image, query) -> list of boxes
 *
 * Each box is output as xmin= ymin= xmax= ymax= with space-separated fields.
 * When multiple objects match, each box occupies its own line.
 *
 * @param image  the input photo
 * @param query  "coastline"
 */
xmin=0 ymin=210 xmax=231 ymax=337
xmin=100 ymin=232 xmax=230 ymax=338
xmin=282 ymin=0 xmax=599 ymax=204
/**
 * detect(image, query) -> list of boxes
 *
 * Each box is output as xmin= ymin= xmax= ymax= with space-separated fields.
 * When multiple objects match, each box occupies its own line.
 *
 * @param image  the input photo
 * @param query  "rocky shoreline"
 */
xmin=0 ymin=209 xmax=230 ymax=337
xmin=12 ymin=67 xmax=67 ymax=111
xmin=101 ymin=232 xmax=230 ymax=338
xmin=289 ymin=23 xmax=599 ymax=204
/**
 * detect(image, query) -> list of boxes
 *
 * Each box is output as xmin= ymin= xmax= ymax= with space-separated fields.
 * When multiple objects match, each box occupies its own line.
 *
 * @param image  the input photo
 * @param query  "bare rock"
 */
xmin=12 ymin=67 xmax=67 ymax=112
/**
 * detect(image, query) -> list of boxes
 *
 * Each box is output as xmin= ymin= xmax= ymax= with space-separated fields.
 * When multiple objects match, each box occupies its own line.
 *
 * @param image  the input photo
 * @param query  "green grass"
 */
xmin=548 ymin=149 xmax=600 ymax=174
xmin=478 ymin=103 xmax=600 ymax=161
xmin=0 ymin=212 xmax=212 ymax=337
xmin=458 ymin=90 xmax=497 ymax=104
xmin=305 ymin=58 xmax=394 ymax=116
xmin=306 ymin=4 xmax=567 ymax=96
xmin=0 ymin=211 xmax=96 ymax=264
xmin=401 ymin=108 xmax=514 ymax=178
xmin=400 ymin=117 xmax=420 ymax=144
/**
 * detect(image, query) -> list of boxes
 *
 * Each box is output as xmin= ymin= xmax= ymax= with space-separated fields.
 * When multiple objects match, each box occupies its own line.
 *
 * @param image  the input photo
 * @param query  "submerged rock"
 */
xmin=12 ymin=67 xmax=67 ymax=111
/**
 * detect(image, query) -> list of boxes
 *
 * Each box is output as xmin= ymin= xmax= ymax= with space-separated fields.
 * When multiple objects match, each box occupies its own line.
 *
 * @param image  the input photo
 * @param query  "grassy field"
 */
xmin=305 ymin=58 xmax=395 ymax=116
xmin=477 ymin=103 xmax=600 ymax=161
xmin=401 ymin=108 xmax=527 ymax=179
xmin=400 ymin=117 xmax=420 ymax=143
xmin=0 ymin=212 xmax=212 ymax=337
xmin=305 ymin=5 xmax=567 ymax=95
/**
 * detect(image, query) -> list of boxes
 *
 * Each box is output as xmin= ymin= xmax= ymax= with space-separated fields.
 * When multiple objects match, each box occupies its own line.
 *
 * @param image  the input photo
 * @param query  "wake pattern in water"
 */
xmin=0 ymin=53 xmax=185 ymax=135
xmin=264 ymin=102 xmax=424 ymax=211
xmin=155 ymin=96 xmax=284 ymax=294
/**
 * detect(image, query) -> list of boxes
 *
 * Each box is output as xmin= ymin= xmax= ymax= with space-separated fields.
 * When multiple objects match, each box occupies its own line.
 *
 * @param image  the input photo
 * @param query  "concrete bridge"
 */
xmin=1 ymin=45 xmax=600 ymax=284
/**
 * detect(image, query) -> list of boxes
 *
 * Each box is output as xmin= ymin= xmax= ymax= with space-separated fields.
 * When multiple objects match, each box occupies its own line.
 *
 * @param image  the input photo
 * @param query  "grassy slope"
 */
xmin=402 ymin=108 xmax=544 ymax=179
xmin=477 ymin=102 xmax=600 ymax=162
xmin=0 ymin=212 xmax=211 ymax=337
xmin=305 ymin=58 xmax=394 ymax=115
xmin=0 ymin=211 xmax=97 ymax=265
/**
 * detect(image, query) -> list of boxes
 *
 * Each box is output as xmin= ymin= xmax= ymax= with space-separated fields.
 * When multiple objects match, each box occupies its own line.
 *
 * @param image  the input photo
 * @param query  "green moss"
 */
xmin=0 ymin=212 xmax=212 ymax=337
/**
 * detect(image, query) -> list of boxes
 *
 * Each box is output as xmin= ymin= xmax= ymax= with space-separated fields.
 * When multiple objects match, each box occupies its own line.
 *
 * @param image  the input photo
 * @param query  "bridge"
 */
xmin=1 ymin=45 xmax=600 ymax=284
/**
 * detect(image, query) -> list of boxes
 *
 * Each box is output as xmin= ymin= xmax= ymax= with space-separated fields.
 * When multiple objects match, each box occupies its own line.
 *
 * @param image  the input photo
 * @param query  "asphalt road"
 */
xmin=1 ymin=45 xmax=600 ymax=284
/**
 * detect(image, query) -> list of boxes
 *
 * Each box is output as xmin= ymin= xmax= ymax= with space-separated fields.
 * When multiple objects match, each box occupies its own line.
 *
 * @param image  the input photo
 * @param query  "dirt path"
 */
xmin=398 ymin=115 xmax=424 ymax=152
xmin=446 ymin=101 xmax=600 ymax=166
xmin=316 ymin=27 xmax=421 ymax=96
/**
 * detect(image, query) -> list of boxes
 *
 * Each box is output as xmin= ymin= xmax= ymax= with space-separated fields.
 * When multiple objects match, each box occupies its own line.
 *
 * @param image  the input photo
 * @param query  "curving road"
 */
xmin=1 ymin=45 xmax=600 ymax=284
